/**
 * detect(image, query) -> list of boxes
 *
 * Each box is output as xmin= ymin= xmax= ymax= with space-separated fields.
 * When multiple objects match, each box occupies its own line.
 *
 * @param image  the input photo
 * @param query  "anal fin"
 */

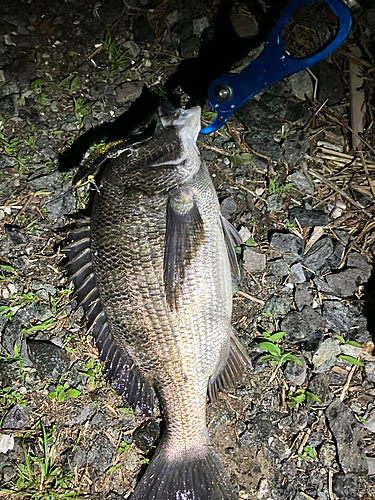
xmin=208 ymin=328 xmax=251 ymax=402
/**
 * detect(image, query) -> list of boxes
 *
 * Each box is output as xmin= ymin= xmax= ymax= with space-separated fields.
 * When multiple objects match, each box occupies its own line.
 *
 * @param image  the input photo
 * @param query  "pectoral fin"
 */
xmin=220 ymin=214 xmax=242 ymax=278
xmin=164 ymin=191 xmax=205 ymax=311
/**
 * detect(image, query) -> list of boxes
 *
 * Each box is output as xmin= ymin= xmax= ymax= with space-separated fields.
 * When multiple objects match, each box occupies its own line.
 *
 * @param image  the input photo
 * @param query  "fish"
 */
xmin=64 ymin=101 xmax=250 ymax=500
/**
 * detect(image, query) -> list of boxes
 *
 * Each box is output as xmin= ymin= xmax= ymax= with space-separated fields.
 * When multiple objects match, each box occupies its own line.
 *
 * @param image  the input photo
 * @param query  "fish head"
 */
xmin=158 ymin=102 xmax=201 ymax=149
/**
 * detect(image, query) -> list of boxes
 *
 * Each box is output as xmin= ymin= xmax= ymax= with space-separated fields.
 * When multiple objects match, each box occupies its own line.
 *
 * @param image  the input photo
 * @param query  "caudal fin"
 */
xmin=130 ymin=445 xmax=237 ymax=500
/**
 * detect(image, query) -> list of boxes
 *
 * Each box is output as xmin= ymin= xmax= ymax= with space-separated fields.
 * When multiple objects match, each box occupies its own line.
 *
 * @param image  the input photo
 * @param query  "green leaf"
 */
xmin=345 ymin=340 xmax=362 ymax=348
xmin=268 ymin=331 xmax=285 ymax=342
xmin=48 ymin=392 xmax=56 ymax=400
xmin=230 ymin=152 xmax=253 ymax=166
xmin=305 ymin=391 xmax=321 ymax=402
xmin=281 ymin=354 xmax=303 ymax=366
xmin=334 ymin=334 xmax=345 ymax=343
xmin=66 ymin=389 xmax=81 ymax=398
xmin=258 ymin=355 xmax=276 ymax=362
xmin=303 ymin=445 xmax=316 ymax=460
xmin=258 ymin=342 xmax=281 ymax=356
xmin=268 ymin=179 xmax=276 ymax=193
xmin=58 ymin=391 xmax=65 ymax=402
xmin=234 ymin=246 xmax=242 ymax=254
xmin=295 ymin=394 xmax=305 ymax=403
xmin=0 ymin=265 xmax=16 ymax=273
xmin=244 ymin=237 xmax=253 ymax=247
xmin=338 ymin=355 xmax=363 ymax=366
xmin=119 ymin=407 xmax=133 ymax=414
xmin=283 ymin=183 xmax=294 ymax=190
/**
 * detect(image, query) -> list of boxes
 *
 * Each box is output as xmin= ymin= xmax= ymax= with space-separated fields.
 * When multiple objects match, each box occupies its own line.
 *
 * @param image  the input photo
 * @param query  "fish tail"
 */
xmin=130 ymin=442 xmax=237 ymax=500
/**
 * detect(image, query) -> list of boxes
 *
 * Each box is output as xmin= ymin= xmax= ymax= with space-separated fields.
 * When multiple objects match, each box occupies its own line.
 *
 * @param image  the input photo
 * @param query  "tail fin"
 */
xmin=131 ymin=445 xmax=237 ymax=500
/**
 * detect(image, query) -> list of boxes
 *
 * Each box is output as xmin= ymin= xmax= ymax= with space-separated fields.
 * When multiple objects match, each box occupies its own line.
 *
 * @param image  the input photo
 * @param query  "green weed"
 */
xmin=334 ymin=335 xmax=363 ymax=367
xmin=287 ymin=389 xmax=321 ymax=409
xmin=257 ymin=331 xmax=302 ymax=368
xmin=101 ymin=31 xmax=131 ymax=73
xmin=48 ymin=374 xmax=81 ymax=402
xmin=1 ymin=422 xmax=79 ymax=499
xmin=298 ymin=444 xmax=317 ymax=462
xmin=0 ymin=386 xmax=26 ymax=409
xmin=73 ymin=98 xmax=89 ymax=121
xmin=268 ymin=179 xmax=294 ymax=198
xmin=79 ymin=358 xmax=103 ymax=390
xmin=117 ymin=441 xmax=130 ymax=454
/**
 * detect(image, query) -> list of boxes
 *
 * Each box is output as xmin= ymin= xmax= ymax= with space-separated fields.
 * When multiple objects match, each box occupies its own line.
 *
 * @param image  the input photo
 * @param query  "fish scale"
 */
xmin=66 ymin=105 xmax=250 ymax=499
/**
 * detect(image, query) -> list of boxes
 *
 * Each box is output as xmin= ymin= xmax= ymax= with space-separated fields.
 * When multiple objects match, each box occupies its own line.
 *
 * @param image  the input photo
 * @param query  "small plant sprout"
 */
xmin=79 ymin=357 xmax=101 ymax=390
xmin=48 ymin=373 xmax=81 ymax=402
xmin=287 ymin=389 xmax=321 ymax=410
xmin=298 ymin=444 xmax=317 ymax=462
xmin=118 ymin=441 xmax=130 ymax=454
xmin=268 ymin=179 xmax=294 ymax=198
xmin=73 ymin=97 xmax=89 ymax=121
xmin=235 ymin=236 xmax=253 ymax=254
xmin=101 ymin=31 xmax=131 ymax=73
xmin=230 ymin=151 xmax=253 ymax=167
xmin=0 ymin=387 xmax=27 ymax=409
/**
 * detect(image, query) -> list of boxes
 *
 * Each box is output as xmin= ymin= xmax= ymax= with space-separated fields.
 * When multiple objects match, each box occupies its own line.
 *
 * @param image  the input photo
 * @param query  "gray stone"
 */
xmin=315 ymin=60 xmax=345 ymax=105
xmin=0 ymin=94 xmax=19 ymax=116
xmin=284 ymin=356 xmax=306 ymax=386
xmin=326 ymin=398 xmax=368 ymax=475
xmin=282 ymin=130 xmax=309 ymax=167
xmin=263 ymin=297 xmax=290 ymax=317
xmin=364 ymin=363 xmax=375 ymax=383
xmin=287 ymin=171 xmax=315 ymax=195
xmin=303 ymin=237 xmax=334 ymax=274
xmin=27 ymin=340 xmax=70 ymax=380
xmin=2 ymin=319 xmax=22 ymax=355
xmin=5 ymin=226 xmax=29 ymax=248
xmin=334 ymin=230 xmax=350 ymax=245
xmin=347 ymin=252 xmax=372 ymax=273
xmin=0 ymin=362 xmax=18 ymax=387
xmin=308 ymin=374 xmax=334 ymax=407
xmin=220 ymin=197 xmax=237 ymax=221
xmin=294 ymin=282 xmax=312 ymax=311
xmin=240 ymin=413 xmax=275 ymax=449
xmin=264 ymin=436 xmax=291 ymax=461
xmin=180 ymin=36 xmax=200 ymax=59
xmin=115 ymin=81 xmax=143 ymax=105
xmin=1 ymin=404 xmax=30 ymax=430
xmin=243 ymin=247 xmax=266 ymax=273
xmin=286 ymin=70 xmax=313 ymax=100
xmin=66 ymin=360 xmax=87 ymax=393
xmin=246 ymin=131 xmax=282 ymax=163
xmin=364 ymin=413 xmax=375 ymax=433
xmin=323 ymin=300 xmax=369 ymax=343
xmin=133 ymin=420 xmax=160 ymax=452
xmin=319 ymin=442 xmax=337 ymax=464
xmin=237 ymin=100 xmax=280 ymax=134
xmin=312 ymin=338 xmax=341 ymax=373
xmin=266 ymin=193 xmax=283 ymax=212
xmin=281 ymin=306 xmax=326 ymax=344
xmin=325 ymin=268 xmax=371 ymax=297
xmin=70 ymin=445 xmax=87 ymax=471
xmin=44 ymin=191 xmax=76 ymax=221
xmin=66 ymin=404 xmax=95 ymax=426
xmin=122 ymin=40 xmax=141 ymax=59
xmin=192 ymin=16 xmax=210 ymax=35
xmin=367 ymin=457 xmax=375 ymax=475
xmin=307 ymin=431 xmax=324 ymax=448
xmin=87 ymin=436 xmax=115 ymax=474
xmin=208 ymin=400 xmax=235 ymax=429
xmin=269 ymin=259 xmax=290 ymax=277
xmin=289 ymin=208 xmax=329 ymax=227
xmin=288 ymin=263 xmax=305 ymax=284
xmin=270 ymin=233 xmax=304 ymax=263
xmin=35 ymin=135 xmax=57 ymax=161
xmin=33 ymin=305 xmax=54 ymax=322
xmin=27 ymin=170 xmax=62 ymax=191
xmin=332 ymin=473 xmax=358 ymax=500
xmin=325 ymin=241 xmax=345 ymax=270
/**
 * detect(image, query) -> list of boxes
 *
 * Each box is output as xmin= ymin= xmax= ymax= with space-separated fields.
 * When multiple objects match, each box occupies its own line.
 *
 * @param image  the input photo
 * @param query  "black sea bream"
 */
xmin=65 ymin=103 xmax=250 ymax=499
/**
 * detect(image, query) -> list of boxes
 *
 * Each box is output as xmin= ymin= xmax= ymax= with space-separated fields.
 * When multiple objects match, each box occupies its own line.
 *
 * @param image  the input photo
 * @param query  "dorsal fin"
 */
xmin=64 ymin=220 xmax=154 ymax=415
xmin=163 ymin=190 xmax=205 ymax=311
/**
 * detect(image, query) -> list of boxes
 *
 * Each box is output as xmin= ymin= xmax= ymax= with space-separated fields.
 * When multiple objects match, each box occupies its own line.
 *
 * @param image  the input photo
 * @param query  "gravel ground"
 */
xmin=0 ymin=1 xmax=374 ymax=499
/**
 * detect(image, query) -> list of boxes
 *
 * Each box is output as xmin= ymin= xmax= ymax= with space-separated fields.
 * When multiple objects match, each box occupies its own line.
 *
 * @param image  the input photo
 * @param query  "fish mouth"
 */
xmin=158 ymin=101 xmax=202 ymax=145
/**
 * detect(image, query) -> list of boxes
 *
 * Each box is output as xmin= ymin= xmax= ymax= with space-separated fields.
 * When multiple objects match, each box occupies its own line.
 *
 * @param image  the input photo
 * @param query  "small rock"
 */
xmin=5 ymin=225 xmax=29 ymax=248
xmin=263 ymin=296 xmax=290 ymax=317
xmin=0 ymin=94 xmax=19 ymax=116
xmin=241 ymin=249 xmax=265 ymax=276
xmin=192 ymin=16 xmax=210 ymax=36
xmin=286 ymin=70 xmax=313 ymax=100
xmin=1 ymin=404 xmax=30 ymax=430
xmin=44 ymin=191 xmax=76 ymax=222
xmin=87 ymin=436 xmax=115 ymax=475
xmin=308 ymin=374 xmax=334 ymax=407
xmin=303 ymin=237 xmax=334 ymax=274
xmin=269 ymin=259 xmax=290 ymax=277
xmin=266 ymin=193 xmax=283 ymax=212
xmin=281 ymin=306 xmax=326 ymax=344
xmin=364 ymin=413 xmax=375 ymax=433
xmin=289 ymin=207 xmax=329 ymax=227
xmin=333 ymin=229 xmax=350 ymax=245
xmin=0 ymin=434 xmax=14 ymax=454
xmin=326 ymin=398 xmax=368 ymax=475
xmin=307 ymin=431 xmax=324 ymax=448
xmin=270 ymin=233 xmax=304 ymax=263
xmin=319 ymin=442 xmax=337 ymax=464
xmin=364 ymin=362 xmax=375 ymax=383
xmin=325 ymin=268 xmax=371 ymax=297
xmin=220 ymin=197 xmax=237 ymax=221
xmin=367 ymin=456 xmax=375 ymax=475
xmin=122 ymin=40 xmax=140 ymax=59
xmin=246 ymin=131 xmax=282 ymax=163
xmin=332 ymin=473 xmax=358 ymax=500
xmin=288 ymin=263 xmax=306 ymax=284
xmin=115 ymin=81 xmax=143 ymax=105
xmin=287 ymin=171 xmax=315 ymax=195
xmin=294 ymin=282 xmax=312 ymax=311
xmin=238 ymin=226 xmax=251 ymax=243
xmin=322 ymin=300 xmax=366 ymax=338
xmin=66 ymin=403 xmax=95 ymax=426
xmin=133 ymin=420 xmax=160 ymax=452
xmin=340 ymin=344 xmax=362 ymax=359
xmin=33 ymin=305 xmax=54 ymax=322
xmin=312 ymin=338 xmax=341 ymax=373
xmin=256 ymin=478 xmax=269 ymax=499
xmin=347 ymin=252 xmax=372 ymax=273
xmin=315 ymin=60 xmax=345 ymax=105
xmin=208 ymin=400 xmax=235 ymax=429
xmin=282 ymin=130 xmax=309 ymax=167
xmin=27 ymin=340 xmax=70 ymax=380
xmin=284 ymin=356 xmax=306 ymax=386
xmin=70 ymin=445 xmax=87 ymax=471
xmin=264 ymin=436 xmax=291 ymax=461
xmin=180 ymin=36 xmax=201 ymax=59
xmin=243 ymin=413 xmax=276 ymax=448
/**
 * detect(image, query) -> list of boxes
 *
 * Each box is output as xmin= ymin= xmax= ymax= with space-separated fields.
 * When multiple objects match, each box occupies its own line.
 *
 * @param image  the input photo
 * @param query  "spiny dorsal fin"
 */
xmin=64 ymin=220 xmax=154 ymax=415
xmin=220 ymin=214 xmax=242 ymax=278
xmin=208 ymin=328 xmax=251 ymax=402
xmin=164 ymin=191 xmax=205 ymax=311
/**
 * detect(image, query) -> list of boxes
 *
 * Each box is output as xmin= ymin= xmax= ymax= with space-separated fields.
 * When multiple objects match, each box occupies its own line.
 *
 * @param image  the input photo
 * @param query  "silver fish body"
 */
xmin=66 ymin=105 xmax=249 ymax=499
